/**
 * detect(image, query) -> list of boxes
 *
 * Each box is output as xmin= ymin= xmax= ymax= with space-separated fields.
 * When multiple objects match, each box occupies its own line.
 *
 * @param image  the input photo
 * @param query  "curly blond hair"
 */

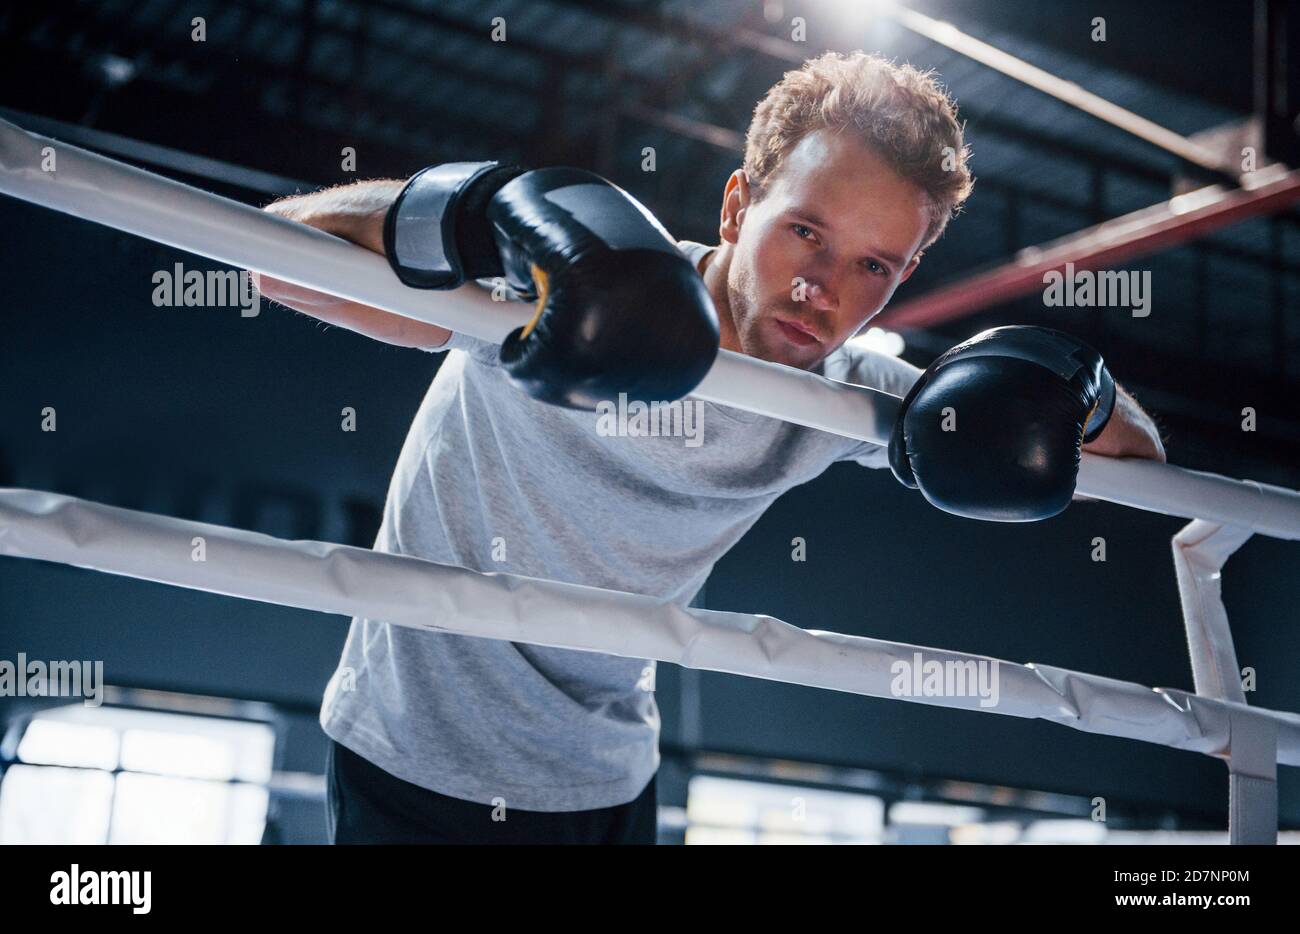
xmin=744 ymin=51 xmax=973 ymax=250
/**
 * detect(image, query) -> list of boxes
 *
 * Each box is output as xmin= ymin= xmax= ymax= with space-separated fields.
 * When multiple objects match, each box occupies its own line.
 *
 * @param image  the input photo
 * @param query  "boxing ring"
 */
xmin=2 ymin=116 xmax=1299 ymax=843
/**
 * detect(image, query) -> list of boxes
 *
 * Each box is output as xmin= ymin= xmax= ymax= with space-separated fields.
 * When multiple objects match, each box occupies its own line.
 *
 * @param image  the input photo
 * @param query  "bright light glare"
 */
xmin=16 ymin=717 xmax=119 ymax=770
xmin=685 ymin=775 xmax=884 ymax=844
xmin=817 ymin=0 xmax=902 ymax=38
xmin=121 ymin=729 xmax=237 ymax=781
xmin=109 ymin=773 xmax=269 ymax=845
xmin=851 ymin=326 xmax=906 ymax=357
xmin=1022 ymin=819 xmax=1107 ymax=844
xmin=890 ymin=800 xmax=986 ymax=826
xmin=0 ymin=764 xmax=114 ymax=844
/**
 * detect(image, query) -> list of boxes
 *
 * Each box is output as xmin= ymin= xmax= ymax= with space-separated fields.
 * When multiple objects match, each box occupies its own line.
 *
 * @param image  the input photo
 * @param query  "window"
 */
xmin=0 ymin=701 xmax=274 ymax=844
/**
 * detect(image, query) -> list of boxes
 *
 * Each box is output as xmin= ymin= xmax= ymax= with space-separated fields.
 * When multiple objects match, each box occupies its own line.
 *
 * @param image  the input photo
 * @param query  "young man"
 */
xmin=257 ymin=52 xmax=1164 ymax=844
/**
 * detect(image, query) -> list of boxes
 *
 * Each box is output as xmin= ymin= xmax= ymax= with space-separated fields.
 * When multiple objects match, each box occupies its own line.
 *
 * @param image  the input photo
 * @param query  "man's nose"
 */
xmin=800 ymin=276 xmax=839 ymax=312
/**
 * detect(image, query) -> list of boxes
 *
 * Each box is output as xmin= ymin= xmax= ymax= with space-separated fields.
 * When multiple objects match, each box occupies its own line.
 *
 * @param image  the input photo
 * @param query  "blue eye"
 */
xmin=865 ymin=260 xmax=887 ymax=276
xmin=792 ymin=224 xmax=813 ymax=239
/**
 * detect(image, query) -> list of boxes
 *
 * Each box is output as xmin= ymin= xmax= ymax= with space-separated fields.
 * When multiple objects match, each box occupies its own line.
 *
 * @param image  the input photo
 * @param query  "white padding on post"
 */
xmin=1172 ymin=520 xmax=1253 ymax=704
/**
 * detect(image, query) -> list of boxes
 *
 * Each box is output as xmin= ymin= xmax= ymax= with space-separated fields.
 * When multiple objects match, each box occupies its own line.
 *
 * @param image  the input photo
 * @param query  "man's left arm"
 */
xmin=1080 ymin=384 xmax=1166 ymax=462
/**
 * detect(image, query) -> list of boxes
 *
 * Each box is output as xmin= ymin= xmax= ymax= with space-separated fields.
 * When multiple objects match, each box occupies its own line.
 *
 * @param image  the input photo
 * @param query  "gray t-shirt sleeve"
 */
xmin=431 ymin=328 xmax=502 ymax=365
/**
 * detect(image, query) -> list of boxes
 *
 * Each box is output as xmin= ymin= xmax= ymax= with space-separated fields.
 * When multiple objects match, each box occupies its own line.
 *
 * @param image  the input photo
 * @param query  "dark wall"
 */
xmin=2 ymin=198 xmax=1298 ymax=826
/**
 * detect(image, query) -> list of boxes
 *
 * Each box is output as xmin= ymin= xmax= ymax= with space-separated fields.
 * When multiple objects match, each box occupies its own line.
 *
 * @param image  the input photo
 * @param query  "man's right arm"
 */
xmin=254 ymin=180 xmax=453 ymax=350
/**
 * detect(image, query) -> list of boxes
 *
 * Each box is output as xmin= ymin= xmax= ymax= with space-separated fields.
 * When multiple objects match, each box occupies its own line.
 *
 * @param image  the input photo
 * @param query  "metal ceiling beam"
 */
xmin=965 ymin=110 xmax=1173 ymax=185
xmin=618 ymin=101 xmax=745 ymax=150
xmin=882 ymin=165 xmax=1300 ymax=330
xmin=887 ymin=4 xmax=1241 ymax=183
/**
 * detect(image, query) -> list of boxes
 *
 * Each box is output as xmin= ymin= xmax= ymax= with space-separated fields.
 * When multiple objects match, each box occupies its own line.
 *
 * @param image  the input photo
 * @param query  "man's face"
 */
xmin=721 ymin=129 xmax=930 ymax=369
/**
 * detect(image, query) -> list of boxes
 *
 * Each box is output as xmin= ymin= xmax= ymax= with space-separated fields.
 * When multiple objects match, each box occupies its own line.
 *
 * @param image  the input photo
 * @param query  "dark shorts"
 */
xmin=325 ymin=740 xmax=657 ymax=844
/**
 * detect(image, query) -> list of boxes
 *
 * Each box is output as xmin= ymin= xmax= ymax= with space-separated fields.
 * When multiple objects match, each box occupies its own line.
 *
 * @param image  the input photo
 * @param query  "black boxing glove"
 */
xmin=489 ymin=167 xmax=719 ymax=409
xmin=384 ymin=161 xmax=527 ymax=290
xmin=888 ymin=326 xmax=1116 ymax=521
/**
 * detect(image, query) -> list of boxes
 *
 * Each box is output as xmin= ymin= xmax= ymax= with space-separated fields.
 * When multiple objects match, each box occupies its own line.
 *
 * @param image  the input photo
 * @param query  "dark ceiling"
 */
xmin=2 ymin=0 xmax=1297 ymax=484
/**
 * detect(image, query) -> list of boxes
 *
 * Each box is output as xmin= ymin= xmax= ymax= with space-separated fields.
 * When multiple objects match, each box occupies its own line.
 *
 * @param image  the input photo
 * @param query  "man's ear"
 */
xmin=898 ymin=252 xmax=922 ymax=284
xmin=720 ymin=169 xmax=750 ymax=245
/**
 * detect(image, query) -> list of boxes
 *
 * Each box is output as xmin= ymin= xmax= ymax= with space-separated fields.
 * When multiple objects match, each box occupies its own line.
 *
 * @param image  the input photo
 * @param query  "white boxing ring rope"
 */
xmin=2 ymin=116 xmax=1299 ymax=539
xmin=1 ymin=116 xmax=1298 ymax=842
xmin=2 ymin=490 xmax=1298 ymax=761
